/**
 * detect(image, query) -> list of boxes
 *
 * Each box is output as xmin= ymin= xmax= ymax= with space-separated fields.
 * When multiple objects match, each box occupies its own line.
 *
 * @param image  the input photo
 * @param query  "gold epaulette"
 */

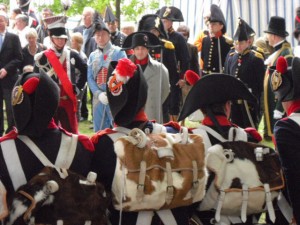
xmin=255 ymin=46 xmax=264 ymax=55
xmin=252 ymin=50 xmax=264 ymax=60
xmin=229 ymin=51 xmax=235 ymax=56
xmin=224 ymin=35 xmax=233 ymax=45
xmin=161 ymin=39 xmax=175 ymax=50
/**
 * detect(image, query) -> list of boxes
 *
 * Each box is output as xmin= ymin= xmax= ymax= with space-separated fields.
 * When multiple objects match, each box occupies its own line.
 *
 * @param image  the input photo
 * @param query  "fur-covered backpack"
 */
xmin=199 ymin=141 xmax=284 ymax=223
xmin=5 ymin=166 xmax=109 ymax=225
xmin=111 ymin=127 xmax=207 ymax=211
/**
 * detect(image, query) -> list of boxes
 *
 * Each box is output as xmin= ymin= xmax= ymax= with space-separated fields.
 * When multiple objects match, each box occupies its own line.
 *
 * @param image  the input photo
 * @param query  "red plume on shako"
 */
xmin=107 ymin=58 xmax=137 ymax=96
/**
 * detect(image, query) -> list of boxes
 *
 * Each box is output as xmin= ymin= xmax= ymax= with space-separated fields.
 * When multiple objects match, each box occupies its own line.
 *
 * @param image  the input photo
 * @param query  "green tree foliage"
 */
xmin=34 ymin=0 xmax=171 ymax=21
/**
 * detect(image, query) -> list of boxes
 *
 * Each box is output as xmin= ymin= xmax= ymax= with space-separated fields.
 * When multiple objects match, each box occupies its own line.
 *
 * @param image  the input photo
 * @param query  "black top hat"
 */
xmin=12 ymin=71 xmax=59 ymax=137
xmin=264 ymin=16 xmax=289 ymax=37
xmin=138 ymin=14 xmax=168 ymax=39
xmin=104 ymin=6 xmax=117 ymax=23
xmin=178 ymin=74 xmax=257 ymax=121
xmin=19 ymin=0 xmax=31 ymax=12
xmin=233 ymin=18 xmax=249 ymax=41
xmin=157 ymin=6 xmax=184 ymax=22
xmin=209 ymin=4 xmax=226 ymax=33
xmin=122 ymin=31 xmax=161 ymax=50
xmin=270 ymin=56 xmax=300 ymax=102
xmin=106 ymin=59 xmax=148 ymax=126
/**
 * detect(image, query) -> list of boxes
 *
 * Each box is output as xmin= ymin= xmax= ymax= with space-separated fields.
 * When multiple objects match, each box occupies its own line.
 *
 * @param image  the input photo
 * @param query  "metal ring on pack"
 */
xmin=223 ymin=149 xmax=235 ymax=162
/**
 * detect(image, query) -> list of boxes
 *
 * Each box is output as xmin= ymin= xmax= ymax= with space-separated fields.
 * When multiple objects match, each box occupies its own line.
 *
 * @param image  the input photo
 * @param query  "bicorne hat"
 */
xmin=178 ymin=74 xmax=257 ymax=121
xmin=104 ymin=6 xmax=117 ymax=23
xmin=270 ymin=56 xmax=300 ymax=102
xmin=44 ymin=16 xmax=68 ymax=38
xmin=233 ymin=18 xmax=249 ymax=41
xmin=209 ymin=4 xmax=226 ymax=34
xmin=240 ymin=18 xmax=256 ymax=37
xmin=106 ymin=58 xmax=148 ymax=126
xmin=93 ymin=19 xmax=110 ymax=34
xmin=138 ymin=14 xmax=168 ymax=39
xmin=12 ymin=71 xmax=59 ymax=136
xmin=264 ymin=16 xmax=289 ymax=37
xmin=122 ymin=31 xmax=161 ymax=50
xmin=18 ymin=0 xmax=31 ymax=12
xmin=157 ymin=6 xmax=184 ymax=22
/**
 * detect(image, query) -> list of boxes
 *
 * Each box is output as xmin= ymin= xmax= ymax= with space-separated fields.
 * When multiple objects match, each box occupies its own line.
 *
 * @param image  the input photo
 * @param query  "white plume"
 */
xmin=61 ymin=0 xmax=72 ymax=11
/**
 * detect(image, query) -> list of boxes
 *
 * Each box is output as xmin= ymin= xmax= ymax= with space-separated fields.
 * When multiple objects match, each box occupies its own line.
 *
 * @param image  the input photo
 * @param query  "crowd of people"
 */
xmin=0 ymin=1 xmax=300 ymax=225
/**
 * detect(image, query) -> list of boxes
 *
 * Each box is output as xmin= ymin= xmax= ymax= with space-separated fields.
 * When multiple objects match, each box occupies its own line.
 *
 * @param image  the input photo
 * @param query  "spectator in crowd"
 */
xmin=35 ymin=8 xmax=53 ymax=44
xmin=224 ymin=18 xmax=265 ymax=129
xmin=34 ymin=16 xmax=87 ymax=134
xmin=17 ymin=0 xmax=38 ymax=28
xmin=122 ymin=31 xmax=170 ymax=123
xmin=0 ymin=3 xmax=8 ymax=12
xmin=14 ymin=14 xmax=30 ymax=48
xmin=158 ymin=6 xmax=190 ymax=122
xmin=87 ymin=21 xmax=126 ymax=132
xmin=9 ymin=8 xmax=22 ymax=30
xmin=0 ymin=11 xmax=23 ymax=136
xmin=20 ymin=28 xmax=46 ymax=71
xmin=104 ymin=6 xmax=127 ymax=47
xmin=121 ymin=21 xmax=135 ymax=36
xmin=177 ymin=24 xmax=200 ymax=75
xmin=70 ymin=32 xmax=88 ymax=121
xmin=263 ymin=16 xmax=293 ymax=140
xmin=74 ymin=6 xmax=98 ymax=122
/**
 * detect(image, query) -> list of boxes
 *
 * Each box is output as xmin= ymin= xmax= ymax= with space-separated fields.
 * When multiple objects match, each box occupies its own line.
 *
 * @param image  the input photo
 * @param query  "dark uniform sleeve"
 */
xmin=274 ymin=118 xmax=300 ymax=223
xmin=72 ymin=50 xmax=88 ymax=90
xmin=91 ymin=135 xmax=116 ymax=192
xmin=175 ymin=34 xmax=190 ymax=77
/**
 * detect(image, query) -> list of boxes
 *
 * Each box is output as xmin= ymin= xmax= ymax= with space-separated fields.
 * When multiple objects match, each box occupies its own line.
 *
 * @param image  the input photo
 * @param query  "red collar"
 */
xmin=296 ymin=16 xmax=300 ymax=24
xmin=202 ymin=115 xmax=232 ymax=126
xmin=133 ymin=109 xmax=148 ymax=122
xmin=135 ymin=56 xmax=149 ymax=65
xmin=211 ymin=31 xmax=223 ymax=38
xmin=287 ymin=99 xmax=300 ymax=116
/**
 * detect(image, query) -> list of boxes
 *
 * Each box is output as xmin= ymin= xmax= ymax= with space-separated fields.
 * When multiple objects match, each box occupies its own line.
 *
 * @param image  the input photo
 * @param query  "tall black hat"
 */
xmin=233 ymin=18 xmax=249 ymax=41
xmin=264 ymin=16 xmax=289 ymax=37
xmin=157 ymin=6 xmax=184 ymax=22
xmin=178 ymin=74 xmax=257 ymax=121
xmin=122 ymin=31 xmax=161 ymax=50
xmin=44 ymin=16 xmax=68 ymax=38
xmin=209 ymin=4 xmax=226 ymax=33
xmin=239 ymin=18 xmax=256 ymax=37
xmin=270 ymin=56 xmax=300 ymax=102
xmin=12 ymin=71 xmax=59 ymax=136
xmin=93 ymin=19 xmax=110 ymax=34
xmin=138 ymin=14 xmax=168 ymax=38
xmin=106 ymin=59 xmax=148 ymax=126
xmin=104 ymin=6 xmax=117 ymax=23
xmin=18 ymin=0 xmax=31 ymax=12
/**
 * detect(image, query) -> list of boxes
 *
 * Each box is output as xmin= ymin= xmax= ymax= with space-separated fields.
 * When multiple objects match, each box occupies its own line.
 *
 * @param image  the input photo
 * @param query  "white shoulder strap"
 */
xmin=228 ymin=127 xmax=248 ymax=142
xmin=107 ymin=127 xmax=131 ymax=142
xmin=1 ymin=139 xmax=27 ymax=190
xmin=18 ymin=135 xmax=55 ymax=167
xmin=289 ymin=113 xmax=300 ymax=125
xmin=55 ymin=133 xmax=78 ymax=169
xmin=152 ymin=123 xmax=167 ymax=134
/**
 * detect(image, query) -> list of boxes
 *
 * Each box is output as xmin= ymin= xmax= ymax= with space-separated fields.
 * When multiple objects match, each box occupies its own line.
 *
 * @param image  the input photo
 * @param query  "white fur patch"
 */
xmin=7 ymin=199 xmax=28 ymax=225
xmin=114 ymin=141 xmax=126 ymax=158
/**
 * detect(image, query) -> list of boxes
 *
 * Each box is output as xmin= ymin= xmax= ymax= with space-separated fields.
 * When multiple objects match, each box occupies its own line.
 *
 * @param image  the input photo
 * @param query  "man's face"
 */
xmin=106 ymin=21 xmax=118 ymax=33
xmin=0 ymin=15 xmax=7 ymax=32
xmin=234 ymin=40 xmax=250 ymax=53
xmin=208 ymin=21 xmax=223 ymax=34
xmin=134 ymin=46 xmax=149 ymax=60
xmin=266 ymin=33 xmax=275 ymax=47
xmin=94 ymin=30 xmax=110 ymax=47
xmin=161 ymin=19 xmax=172 ymax=31
xmin=51 ymin=37 xmax=67 ymax=50
xmin=82 ymin=11 xmax=93 ymax=28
